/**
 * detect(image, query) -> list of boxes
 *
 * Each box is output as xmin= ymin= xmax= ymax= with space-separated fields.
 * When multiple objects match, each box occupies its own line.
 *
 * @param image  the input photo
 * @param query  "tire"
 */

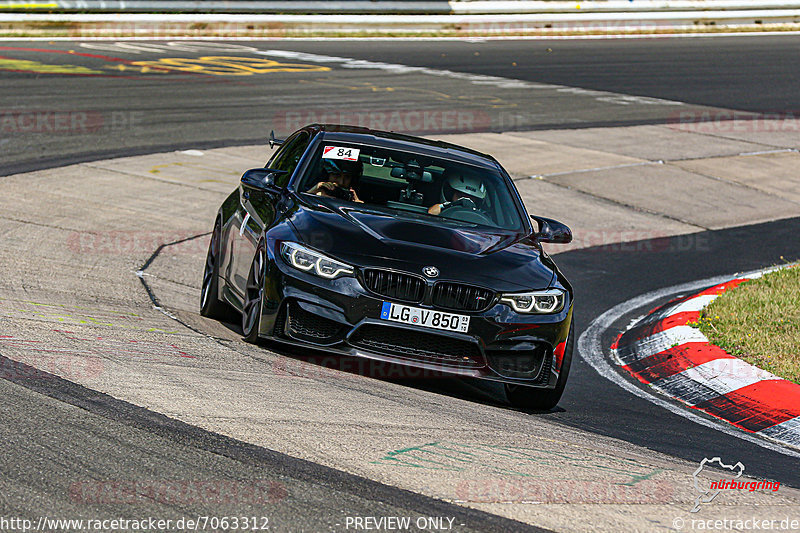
xmin=200 ymin=217 xmax=234 ymax=321
xmin=505 ymin=320 xmax=574 ymax=411
xmin=242 ymin=241 xmax=266 ymax=343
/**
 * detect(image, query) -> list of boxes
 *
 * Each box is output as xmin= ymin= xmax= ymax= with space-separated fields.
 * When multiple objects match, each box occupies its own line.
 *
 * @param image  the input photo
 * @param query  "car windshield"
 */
xmin=297 ymin=141 xmax=525 ymax=230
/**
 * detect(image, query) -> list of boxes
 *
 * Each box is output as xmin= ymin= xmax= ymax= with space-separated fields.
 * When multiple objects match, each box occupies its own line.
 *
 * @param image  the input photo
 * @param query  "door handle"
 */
xmin=243 ymin=191 xmax=250 ymax=200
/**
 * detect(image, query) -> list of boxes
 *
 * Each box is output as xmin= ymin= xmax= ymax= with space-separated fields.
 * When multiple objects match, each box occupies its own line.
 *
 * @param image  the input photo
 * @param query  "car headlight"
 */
xmin=280 ymin=242 xmax=354 ymax=279
xmin=499 ymin=289 xmax=565 ymax=314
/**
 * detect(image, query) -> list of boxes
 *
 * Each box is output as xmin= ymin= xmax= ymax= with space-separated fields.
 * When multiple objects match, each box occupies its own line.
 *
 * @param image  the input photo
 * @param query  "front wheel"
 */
xmin=242 ymin=241 xmax=266 ymax=343
xmin=505 ymin=321 xmax=574 ymax=411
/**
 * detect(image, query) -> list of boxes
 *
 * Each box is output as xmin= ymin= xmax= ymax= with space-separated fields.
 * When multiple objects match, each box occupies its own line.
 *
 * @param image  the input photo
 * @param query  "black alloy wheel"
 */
xmin=242 ymin=241 xmax=266 ymax=343
xmin=200 ymin=217 xmax=233 ymax=320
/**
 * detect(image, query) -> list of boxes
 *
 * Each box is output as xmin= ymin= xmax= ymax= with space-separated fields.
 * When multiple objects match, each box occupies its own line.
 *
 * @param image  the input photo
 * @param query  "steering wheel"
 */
xmin=441 ymin=197 xmax=477 ymax=211
xmin=440 ymin=199 xmax=494 ymax=225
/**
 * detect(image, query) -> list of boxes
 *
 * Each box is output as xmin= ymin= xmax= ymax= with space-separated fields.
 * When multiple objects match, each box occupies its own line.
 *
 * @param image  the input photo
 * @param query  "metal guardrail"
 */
xmin=0 ymin=1 xmax=451 ymax=14
xmin=1 ymin=0 xmax=800 ymax=13
xmin=1 ymin=0 xmax=798 ymax=37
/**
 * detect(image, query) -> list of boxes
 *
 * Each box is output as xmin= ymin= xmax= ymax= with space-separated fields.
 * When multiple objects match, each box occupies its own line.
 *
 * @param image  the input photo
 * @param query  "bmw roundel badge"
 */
xmin=422 ymin=266 xmax=439 ymax=278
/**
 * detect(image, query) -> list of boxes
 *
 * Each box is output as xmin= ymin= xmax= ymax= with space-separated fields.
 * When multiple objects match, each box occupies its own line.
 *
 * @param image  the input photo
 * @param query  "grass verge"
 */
xmin=694 ymin=265 xmax=799 ymax=385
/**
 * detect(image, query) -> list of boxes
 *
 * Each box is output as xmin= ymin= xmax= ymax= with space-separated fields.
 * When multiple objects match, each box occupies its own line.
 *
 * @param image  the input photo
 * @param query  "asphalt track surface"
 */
xmin=4 ymin=35 xmax=800 ymax=175
xmin=0 ymin=362 xmax=541 ymax=532
xmin=257 ymin=36 xmax=800 ymax=114
xmin=2 ymin=36 xmax=800 ymax=529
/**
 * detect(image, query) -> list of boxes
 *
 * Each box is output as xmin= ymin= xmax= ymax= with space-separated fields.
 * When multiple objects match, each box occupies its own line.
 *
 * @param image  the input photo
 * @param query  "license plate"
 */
xmin=379 ymin=302 xmax=470 ymax=333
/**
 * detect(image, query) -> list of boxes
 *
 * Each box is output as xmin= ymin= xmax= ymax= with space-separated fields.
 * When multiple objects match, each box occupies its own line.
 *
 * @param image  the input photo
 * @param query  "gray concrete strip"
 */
xmin=504 ymin=124 xmax=778 ymax=161
xmin=432 ymin=126 xmax=800 ymax=238
xmin=435 ymin=132 xmax=644 ymax=178
xmin=668 ymin=117 xmax=800 ymax=149
xmin=544 ymin=163 xmax=800 ymax=230
xmin=671 ymin=150 xmax=800 ymax=205
xmin=84 ymin=150 xmax=263 ymax=194
xmin=512 ymin=178 xmax=700 ymax=254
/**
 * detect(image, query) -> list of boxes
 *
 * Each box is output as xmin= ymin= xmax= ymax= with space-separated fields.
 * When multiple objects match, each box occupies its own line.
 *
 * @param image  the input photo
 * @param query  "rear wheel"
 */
xmin=505 ymin=321 xmax=574 ymax=411
xmin=200 ymin=218 xmax=234 ymax=320
xmin=242 ymin=241 xmax=266 ymax=343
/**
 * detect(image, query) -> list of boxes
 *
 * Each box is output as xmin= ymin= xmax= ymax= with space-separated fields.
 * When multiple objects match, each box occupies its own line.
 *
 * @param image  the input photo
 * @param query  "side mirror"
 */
xmin=241 ymin=168 xmax=287 ymax=191
xmin=531 ymin=215 xmax=572 ymax=244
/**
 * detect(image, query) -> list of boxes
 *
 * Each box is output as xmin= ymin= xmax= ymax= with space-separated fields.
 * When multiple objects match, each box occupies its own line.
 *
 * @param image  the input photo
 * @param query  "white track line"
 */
xmin=577 ymin=271 xmax=800 ymax=458
xmin=257 ymin=49 xmax=684 ymax=107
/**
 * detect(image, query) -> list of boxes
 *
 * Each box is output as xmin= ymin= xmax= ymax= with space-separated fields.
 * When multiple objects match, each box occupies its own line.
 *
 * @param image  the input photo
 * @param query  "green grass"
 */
xmin=693 ymin=265 xmax=800 ymax=384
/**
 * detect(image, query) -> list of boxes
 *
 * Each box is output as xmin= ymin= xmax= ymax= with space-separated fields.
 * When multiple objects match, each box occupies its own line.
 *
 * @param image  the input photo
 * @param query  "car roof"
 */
xmin=304 ymin=124 xmax=501 ymax=170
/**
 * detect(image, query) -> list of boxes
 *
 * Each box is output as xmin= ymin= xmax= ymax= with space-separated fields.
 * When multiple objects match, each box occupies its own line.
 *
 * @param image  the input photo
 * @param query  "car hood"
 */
xmin=287 ymin=201 xmax=555 ymax=292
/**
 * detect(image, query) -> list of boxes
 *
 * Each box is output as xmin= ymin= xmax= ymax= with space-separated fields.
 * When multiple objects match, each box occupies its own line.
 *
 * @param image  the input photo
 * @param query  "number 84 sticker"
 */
xmin=322 ymin=146 xmax=360 ymax=161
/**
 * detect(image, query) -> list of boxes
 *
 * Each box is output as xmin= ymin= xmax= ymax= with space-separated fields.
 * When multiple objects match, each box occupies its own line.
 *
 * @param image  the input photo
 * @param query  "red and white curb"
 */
xmin=610 ymin=267 xmax=800 ymax=450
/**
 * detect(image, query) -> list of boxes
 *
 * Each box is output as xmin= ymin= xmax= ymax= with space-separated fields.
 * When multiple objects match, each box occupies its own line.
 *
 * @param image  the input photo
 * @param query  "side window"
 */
xmin=267 ymin=132 xmax=310 ymax=188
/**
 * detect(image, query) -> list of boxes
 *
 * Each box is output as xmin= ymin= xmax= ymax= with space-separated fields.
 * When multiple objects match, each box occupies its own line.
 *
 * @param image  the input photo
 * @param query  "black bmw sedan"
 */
xmin=201 ymin=124 xmax=574 ymax=409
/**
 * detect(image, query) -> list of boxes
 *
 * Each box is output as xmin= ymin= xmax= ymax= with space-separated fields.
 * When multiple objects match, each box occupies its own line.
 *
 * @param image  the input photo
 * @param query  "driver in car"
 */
xmin=308 ymin=160 xmax=364 ymax=203
xmin=428 ymin=172 xmax=486 ymax=215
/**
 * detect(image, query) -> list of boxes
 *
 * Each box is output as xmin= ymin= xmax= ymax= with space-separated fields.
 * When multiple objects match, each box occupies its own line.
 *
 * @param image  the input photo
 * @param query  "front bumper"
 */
xmin=259 ymin=257 xmax=572 ymax=387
